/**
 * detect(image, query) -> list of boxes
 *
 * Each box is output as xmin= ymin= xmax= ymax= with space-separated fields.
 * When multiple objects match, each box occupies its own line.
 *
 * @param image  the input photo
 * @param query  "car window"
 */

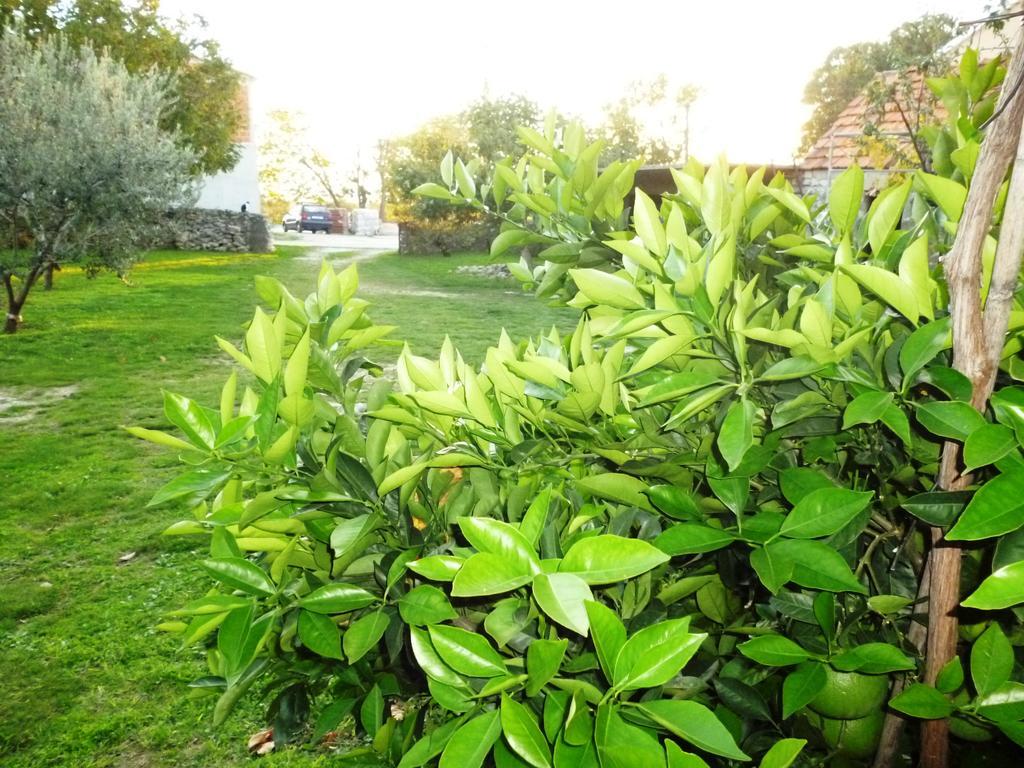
xmin=303 ymin=205 xmax=329 ymax=213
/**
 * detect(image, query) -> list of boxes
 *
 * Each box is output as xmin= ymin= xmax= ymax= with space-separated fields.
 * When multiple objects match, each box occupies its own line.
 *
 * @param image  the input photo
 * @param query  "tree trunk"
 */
xmin=917 ymin=30 xmax=1024 ymax=768
xmin=4 ymin=300 xmax=21 ymax=333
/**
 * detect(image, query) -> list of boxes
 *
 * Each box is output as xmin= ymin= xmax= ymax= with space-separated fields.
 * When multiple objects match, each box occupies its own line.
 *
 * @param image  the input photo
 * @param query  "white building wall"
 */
xmin=194 ymin=142 xmax=262 ymax=214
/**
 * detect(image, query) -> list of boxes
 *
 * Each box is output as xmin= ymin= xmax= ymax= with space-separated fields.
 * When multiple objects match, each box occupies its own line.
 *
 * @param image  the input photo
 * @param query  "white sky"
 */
xmin=161 ymin=0 xmax=987 ymax=168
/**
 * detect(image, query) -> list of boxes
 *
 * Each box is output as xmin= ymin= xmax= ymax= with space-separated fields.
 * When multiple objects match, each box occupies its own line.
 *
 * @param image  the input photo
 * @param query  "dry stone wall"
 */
xmin=160 ymin=209 xmax=273 ymax=253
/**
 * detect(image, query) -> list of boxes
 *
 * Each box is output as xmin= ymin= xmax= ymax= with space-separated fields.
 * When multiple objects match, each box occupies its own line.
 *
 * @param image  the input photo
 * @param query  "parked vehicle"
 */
xmin=283 ymin=203 xmax=331 ymax=233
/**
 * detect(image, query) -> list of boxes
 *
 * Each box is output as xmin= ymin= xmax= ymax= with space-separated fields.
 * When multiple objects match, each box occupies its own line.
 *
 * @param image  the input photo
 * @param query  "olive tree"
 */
xmin=0 ymin=30 xmax=196 ymax=333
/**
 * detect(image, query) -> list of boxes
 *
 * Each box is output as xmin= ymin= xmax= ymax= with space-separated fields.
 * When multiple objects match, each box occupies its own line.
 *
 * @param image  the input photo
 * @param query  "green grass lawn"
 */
xmin=0 ymin=247 xmax=573 ymax=767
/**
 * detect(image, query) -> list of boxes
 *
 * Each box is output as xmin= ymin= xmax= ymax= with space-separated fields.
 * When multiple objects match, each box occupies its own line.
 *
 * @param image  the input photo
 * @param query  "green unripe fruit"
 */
xmin=808 ymin=667 xmax=889 ymax=720
xmin=820 ymin=709 xmax=885 ymax=759
xmin=949 ymin=715 xmax=993 ymax=743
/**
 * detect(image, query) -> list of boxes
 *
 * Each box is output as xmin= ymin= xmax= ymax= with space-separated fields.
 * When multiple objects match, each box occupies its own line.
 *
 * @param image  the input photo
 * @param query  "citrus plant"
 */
xmin=138 ymin=48 xmax=1024 ymax=766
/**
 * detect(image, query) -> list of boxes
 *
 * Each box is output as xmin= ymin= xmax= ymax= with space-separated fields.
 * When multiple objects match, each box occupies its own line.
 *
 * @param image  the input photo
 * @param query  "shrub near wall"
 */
xmin=138 ymin=61 xmax=1024 ymax=768
xmin=398 ymin=218 xmax=498 ymax=255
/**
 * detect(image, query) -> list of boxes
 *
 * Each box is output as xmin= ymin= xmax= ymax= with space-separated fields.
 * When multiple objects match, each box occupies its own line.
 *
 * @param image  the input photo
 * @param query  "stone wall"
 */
xmin=160 ymin=208 xmax=273 ymax=253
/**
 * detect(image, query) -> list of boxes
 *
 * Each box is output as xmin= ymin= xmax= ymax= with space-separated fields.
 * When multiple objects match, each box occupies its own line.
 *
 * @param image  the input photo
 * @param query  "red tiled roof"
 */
xmin=801 ymin=69 xmax=948 ymax=171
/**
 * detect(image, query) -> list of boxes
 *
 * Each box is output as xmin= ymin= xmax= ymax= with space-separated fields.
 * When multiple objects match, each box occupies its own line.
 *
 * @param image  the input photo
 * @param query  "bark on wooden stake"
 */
xmin=873 ymin=31 xmax=1024 ymax=768
xmin=922 ymin=31 xmax=1024 ymax=768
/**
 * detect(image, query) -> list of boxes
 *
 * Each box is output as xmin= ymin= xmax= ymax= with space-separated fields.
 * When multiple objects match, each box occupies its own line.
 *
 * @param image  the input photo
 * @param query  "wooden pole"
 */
xmin=919 ymin=31 xmax=1024 ymax=768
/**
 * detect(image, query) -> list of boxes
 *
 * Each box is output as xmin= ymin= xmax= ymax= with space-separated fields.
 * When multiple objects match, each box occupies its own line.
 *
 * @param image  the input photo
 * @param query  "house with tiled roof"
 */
xmin=797 ymin=8 xmax=1022 ymax=198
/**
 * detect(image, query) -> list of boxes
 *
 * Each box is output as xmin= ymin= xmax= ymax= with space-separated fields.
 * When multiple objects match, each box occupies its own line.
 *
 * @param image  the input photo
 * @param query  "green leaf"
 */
xmin=298 ymin=609 xmax=341 ymax=659
xmin=915 ymin=171 xmax=967 ymax=222
xmin=501 ymin=695 xmax=552 ymax=768
xmin=440 ymin=150 xmax=454 ymax=188
xmin=397 ymin=716 xmax=464 ymax=768
xmin=569 ymin=269 xmax=646 ymax=310
xmin=633 ymin=189 xmax=667 ymax=257
xmin=614 ymin=619 xmax=705 ymax=691
xmin=831 ymin=643 xmax=916 ymax=674
xmin=458 ymin=517 xmax=542 ymax=574
xmin=963 ymin=561 xmax=1024 ymax=609
xmin=526 ymin=640 xmax=568 ymax=697
xmin=408 ymin=555 xmax=464 ymax=582
xmin=964 ymin=423 xmax=1017 ymax=471
xmin=148 ymin=469 xmax=231 ymax=507
xmin=971 ymin=623 xmax=1014 ymax=698
xmin=452 ymin=553 xmax=534 ymax=597
xmin=758 ymin=739 xmax=807 ymax=768
xmin=900 ymin=317 xmax=951 ymax=385
xmin=840 ymin=263 xmax=918 ymax=322
xmin=414 ymin=182 xmax=457 ymax=200
xmin=655 ymin=524 xmax=735 ymax=555
xmin=829 ymin=165 xmax=863 ymax=236
xmin=125 ymin=425 xmax=199 ymax=453
xmin=576 ymin=473 xmax=655 ymax=511
xmin=782 ymin=662 xmax=826 ymax=719
xmin=299 ymin=583 xmax=377 ymax=614
xmin=645 ymin=485 xmax=701 ymax=520
xmin=201 ymin=558 xmax=275 ymax=596
xmin=915 ymin=401 xmax=986 ymax=441
xmin=780 ymin=487 xmax=873 ymax=539
xmin=399 ymin=585 xmax=457 ymax=626
xmin=532 ymin=573 xmax=593 ymax=636
xmin=889 ymin=683 xmax=953 ymax=719
xmin=439 ymin=710 xmax=501 ymax=768
xmin=409 ymin=626 xmax=466 ymax=687
xmin=936 ymin=657 xmax=965 ymax=694
xmin=665 ymin=742 xmax=709 ymax=768
xmin=949 ymin=465 xmax=1024 ymax=540
xmin=636 ymin=700 xmax=750 ymax=760
xmin=738 ymin=635 xmax=810 ymax=666
xmin=378 ymin=462 xmax=426 ymax=496
xmin=767 ymin=540 xmax=866 ymax=594
xmin=843 ymin=391 xmax=893 ymax=430
xmin=585 ymin=601 xmax=626 ymax=682
xmin=559 ymin=535 xmax=669 ymax=585
xmin=163 ymin=391 xmax=217 ymax=449
xmin=595 ymin=704 xmax=667 ymax=768
xmin=284 ymin=328 xmax=310 ymax=397
xmin=779 ymin=468 xmax=835 ymax=505
xmin=750 ymin=544 xmax=795 ymax=594
xmin=900 ymin=490 xmax=971 ymax=527
xmin=343 ymin=611 xmax=390 ymax=663
xmin=244 ymin=308 xmax=281 ymax=384
xmin=718 ymin=398 xmax=755 ymax=472
xmin=429 ymin=624 xmax=508 ymax=678
xmin=866 ymin=180 xmax=911 ymax=257
xmin=979 ymin=682 xmax=1024 ymax=723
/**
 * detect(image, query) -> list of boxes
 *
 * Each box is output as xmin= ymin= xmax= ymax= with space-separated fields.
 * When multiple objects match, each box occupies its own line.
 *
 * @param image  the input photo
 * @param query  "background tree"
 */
xmin=0 ymin=0 xmax=242 ymax=175
xmin=463 ymin=93 xmax=541 ymax=165
xmin=258 ymin=110 xmax=351 ymax=223
xmin=0 ymin=30 xmax=196 ymax=333
xmin=799 ymin=13 xmax=957 ymax=154
xmin=596 ymin=75 xmax=699 ymax=164
xmin=380 ymin=115 xmax=473 ymax=222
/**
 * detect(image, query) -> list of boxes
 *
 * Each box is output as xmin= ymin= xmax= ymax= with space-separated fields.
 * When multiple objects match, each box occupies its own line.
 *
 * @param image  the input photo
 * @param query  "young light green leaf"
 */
xmin=438 ymin=709 xmax=501 ymax=768
xmin=963 ymin=561 xmax=1024 ymax=610
xmin=866 ymin=179 xmax=911 ymax=257
xmin=559 ymin=535 xmax=669 ymax=585
xmin=429 ymin=624 xmax=508 ymax=678
xmin=458 ymin=517 xmax=542 ymax=574
xmin=501 ymin=694 xmax=552 ymax=768
xmin=569 ymin=269 xmax=646 ymax=310
xmin=829 ymin=165 xmax=863 ymax=236
xmin=451 ymin=553 xmax=535 ymax=597
xmin=576 ymin=473 xmax=655 ymax=511
xmin=532 ymin=573 xmax=593 ymax=636
xmin=948 ymin=464 xmax=1024 ymax=541
xmin=526 ymin=640 xmax=568 ymax=698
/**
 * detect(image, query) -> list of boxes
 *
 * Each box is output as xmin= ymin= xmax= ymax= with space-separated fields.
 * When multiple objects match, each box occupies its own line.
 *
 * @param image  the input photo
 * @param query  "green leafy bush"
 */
xmin=138 ymin=50 xmax=1024 ymax=766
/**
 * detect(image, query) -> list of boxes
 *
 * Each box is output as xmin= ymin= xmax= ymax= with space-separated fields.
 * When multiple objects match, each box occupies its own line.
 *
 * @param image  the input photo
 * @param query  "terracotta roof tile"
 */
xmin=801 ymin=69 xmax=948 ymax=171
